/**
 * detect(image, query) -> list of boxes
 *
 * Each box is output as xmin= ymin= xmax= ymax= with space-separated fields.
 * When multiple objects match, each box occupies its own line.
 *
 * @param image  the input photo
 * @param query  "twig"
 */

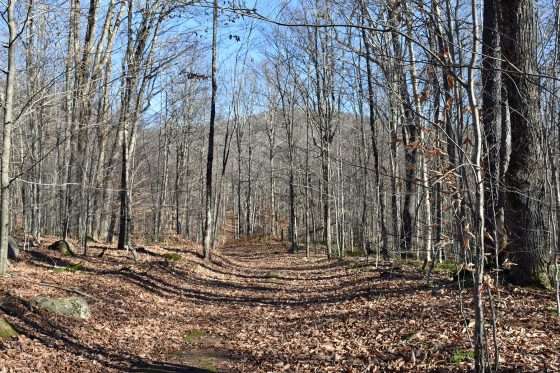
xmin=35 ymin=282 xmax=97 ymax=300
xmin=487 ymin=287 xmax=500 ymax=372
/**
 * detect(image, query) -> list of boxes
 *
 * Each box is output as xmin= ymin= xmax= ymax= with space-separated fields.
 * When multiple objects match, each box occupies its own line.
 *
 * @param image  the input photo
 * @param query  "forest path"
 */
xmin=1 ymin=238 xmax=559 ymax=372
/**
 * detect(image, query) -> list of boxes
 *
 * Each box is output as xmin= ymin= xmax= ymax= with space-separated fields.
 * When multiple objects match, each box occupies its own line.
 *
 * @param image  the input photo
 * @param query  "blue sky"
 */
xmin=146 ymin=0 xmax=295 ymax=119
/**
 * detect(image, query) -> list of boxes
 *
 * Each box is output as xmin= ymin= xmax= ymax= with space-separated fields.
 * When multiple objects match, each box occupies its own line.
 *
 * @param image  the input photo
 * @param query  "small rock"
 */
xmin=31 ymin=296 xmax=91 ymax=319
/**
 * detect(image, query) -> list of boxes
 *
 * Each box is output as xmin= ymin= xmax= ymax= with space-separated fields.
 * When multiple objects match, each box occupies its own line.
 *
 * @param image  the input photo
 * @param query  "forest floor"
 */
xmin=1 ymin=237 xmax=559 ymax=372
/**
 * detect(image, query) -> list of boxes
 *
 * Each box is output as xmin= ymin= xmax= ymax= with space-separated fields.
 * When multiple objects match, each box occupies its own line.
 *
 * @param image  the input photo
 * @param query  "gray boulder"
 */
xmin=32 ymin=296 xmax=91 ymax=320
xmin=8 ymin=237 xmax=19 ymax=260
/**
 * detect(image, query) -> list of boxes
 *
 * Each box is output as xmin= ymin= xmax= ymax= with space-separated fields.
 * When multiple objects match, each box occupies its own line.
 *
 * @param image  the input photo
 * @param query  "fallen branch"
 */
xmin=35 ymin=282 xmax=98 ymax=300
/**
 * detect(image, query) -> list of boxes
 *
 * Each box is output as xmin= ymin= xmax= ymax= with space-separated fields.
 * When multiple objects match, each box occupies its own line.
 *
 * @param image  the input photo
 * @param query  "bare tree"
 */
xmin=203 ymin=0 xmax=219 ymax=260
xmin=0 ymin=0 xmax=18 ymax=275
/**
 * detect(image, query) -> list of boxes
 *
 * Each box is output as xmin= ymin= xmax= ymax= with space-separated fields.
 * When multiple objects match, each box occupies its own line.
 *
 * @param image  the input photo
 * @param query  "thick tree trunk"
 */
xmin=499 ymin=0 xmax=549 ymax=287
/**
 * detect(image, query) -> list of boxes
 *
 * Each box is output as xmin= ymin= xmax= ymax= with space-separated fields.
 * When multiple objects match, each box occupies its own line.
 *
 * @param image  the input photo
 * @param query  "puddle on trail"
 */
xmin=166 ymin=349 xmax=235 ymax=372
xmin=164 ymin=331 xmax=236 ymax=372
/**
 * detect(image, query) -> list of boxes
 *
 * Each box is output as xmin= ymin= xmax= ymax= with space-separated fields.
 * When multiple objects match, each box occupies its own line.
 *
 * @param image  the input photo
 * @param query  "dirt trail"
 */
xmin=1 ymin=238 xmax=559 ymax=372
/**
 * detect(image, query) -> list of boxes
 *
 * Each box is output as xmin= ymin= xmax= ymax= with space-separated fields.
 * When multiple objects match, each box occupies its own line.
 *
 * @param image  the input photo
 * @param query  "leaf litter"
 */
xmin=0 ymin=237 xmax=558 ymax=372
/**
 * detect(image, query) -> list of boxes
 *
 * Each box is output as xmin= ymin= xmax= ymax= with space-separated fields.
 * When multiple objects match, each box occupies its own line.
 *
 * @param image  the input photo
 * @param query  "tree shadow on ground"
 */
xmin=128 ymin=361 xmax=215 ymax=372
xmin=106 ymin=265 xmax=431 ymax=308
xmin=26 ymin=247 xmax=436 ymax=305
xmin=23 ymin=247 xmax=436 ymax=308
xmin=191 ymin=260 xmax=376 ymax=282
xmin=0 ymin=295 xmax=219 ymax=372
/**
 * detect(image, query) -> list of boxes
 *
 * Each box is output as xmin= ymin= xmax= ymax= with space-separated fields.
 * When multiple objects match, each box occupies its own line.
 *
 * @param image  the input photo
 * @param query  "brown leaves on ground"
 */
xmin=0 ymin=237 xmax=559 ymax=372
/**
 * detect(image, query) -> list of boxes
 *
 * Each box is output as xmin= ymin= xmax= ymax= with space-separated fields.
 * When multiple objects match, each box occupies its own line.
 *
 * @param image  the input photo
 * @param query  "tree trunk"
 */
xmin=499 ymin=0 xmax=549 ymax=287
xmin=388 ymin=5 xmax=417 ymax=257
xmin=362 ymin=24 xmax=388 ymax=259
xmin=482 ymin=0 xmax=502 ymax=269
xmin=0 ymin=0 xmax=17 ymax=275
xmin=203 ymin=0 xmax=218 ymax=260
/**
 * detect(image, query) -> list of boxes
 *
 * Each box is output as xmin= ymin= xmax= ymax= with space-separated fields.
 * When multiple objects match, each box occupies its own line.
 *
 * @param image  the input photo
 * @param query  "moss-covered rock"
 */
xmin=32 ymin=296 xmax=91 ymax=319
xmin=163 ymin=253 xmax=182 ymax=262
xmin=0 ymin=318 xmax=18 ymax=340
xmin=48 ymin=240 xmax=76 ymax=256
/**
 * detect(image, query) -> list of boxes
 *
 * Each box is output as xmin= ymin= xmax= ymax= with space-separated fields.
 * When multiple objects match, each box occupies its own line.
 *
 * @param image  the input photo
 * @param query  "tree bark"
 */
xmin=499 ymin=0 xmax=549 ymax=287
xmin=482 ymin=0 xmax=502 ymax=269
